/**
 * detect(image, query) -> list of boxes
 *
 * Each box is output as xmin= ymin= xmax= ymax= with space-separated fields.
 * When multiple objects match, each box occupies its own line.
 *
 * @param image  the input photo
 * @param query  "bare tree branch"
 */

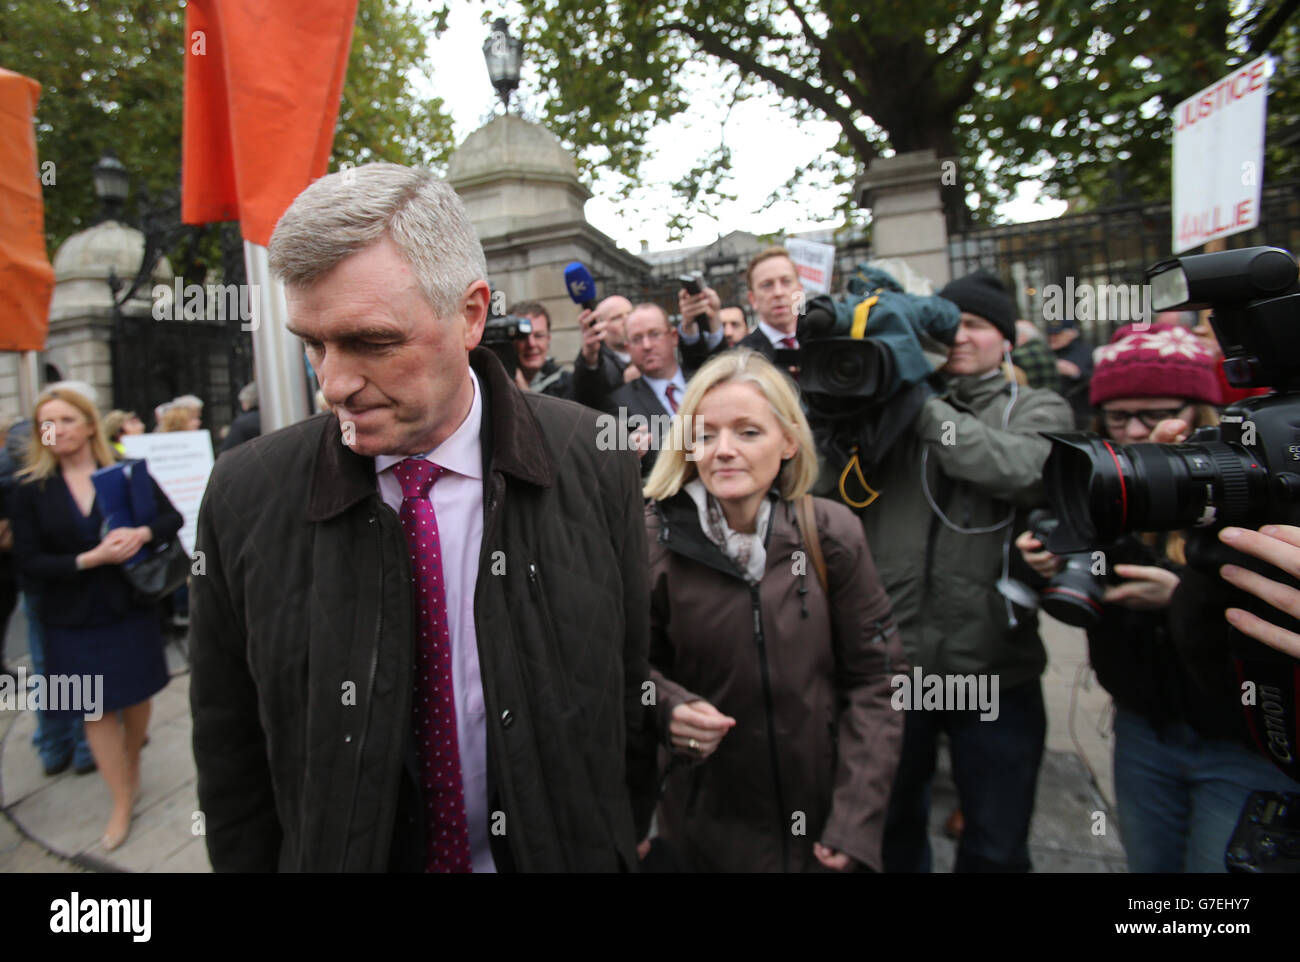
xmin=665 ymin=17 xmax=877 ymax=163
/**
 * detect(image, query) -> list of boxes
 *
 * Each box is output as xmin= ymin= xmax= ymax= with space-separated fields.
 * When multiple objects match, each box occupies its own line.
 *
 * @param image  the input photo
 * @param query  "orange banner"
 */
xmin=0 ymin=68 xmax=54 ymax=352
xmin=182 ymin=0 xmax=358 ymax=246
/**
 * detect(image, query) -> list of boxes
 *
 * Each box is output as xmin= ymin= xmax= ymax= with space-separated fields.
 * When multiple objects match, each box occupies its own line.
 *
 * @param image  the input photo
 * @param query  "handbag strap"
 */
xmin=795 ymin=494 xmax=829 ymax=598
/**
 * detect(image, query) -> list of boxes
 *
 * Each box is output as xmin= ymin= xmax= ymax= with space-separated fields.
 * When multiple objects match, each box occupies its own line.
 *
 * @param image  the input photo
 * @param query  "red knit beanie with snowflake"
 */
xmin=1089 ymin=322 xmax=1223 ymax=406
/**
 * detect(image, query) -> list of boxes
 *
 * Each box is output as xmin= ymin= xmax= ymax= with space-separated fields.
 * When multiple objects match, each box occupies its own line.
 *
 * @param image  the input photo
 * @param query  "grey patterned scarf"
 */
xmin=685 ymin=479 xmax=771 ymax=584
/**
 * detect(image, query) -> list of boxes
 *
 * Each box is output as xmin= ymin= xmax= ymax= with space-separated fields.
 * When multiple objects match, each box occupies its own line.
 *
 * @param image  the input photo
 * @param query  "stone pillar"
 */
xmin=447 ymin=114 xmax=649 ymax=363
xmin=43 ymin=220 xmax=162 ymax=409
xmin=855 ymin=149 xmax=953 ymax=287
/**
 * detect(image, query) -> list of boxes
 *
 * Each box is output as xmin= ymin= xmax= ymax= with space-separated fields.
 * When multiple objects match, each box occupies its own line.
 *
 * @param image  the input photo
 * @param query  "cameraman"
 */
xmin=865 ymin=270 xmax=1074 ymax=873
xmin=508 ymin=301 xmax=574 ymax=400
xmin=1016 ymin=324 xmax=1295 ymax=871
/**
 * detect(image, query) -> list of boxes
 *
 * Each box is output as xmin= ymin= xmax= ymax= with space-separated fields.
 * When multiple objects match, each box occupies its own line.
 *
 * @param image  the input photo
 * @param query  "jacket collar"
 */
xmin=306 ymin=347 xmax=555 ymax=521
xmin=943 ymin=368 xmax=1012 ymax=409
xmin=653 ymin=488 xmax=783 ymax=581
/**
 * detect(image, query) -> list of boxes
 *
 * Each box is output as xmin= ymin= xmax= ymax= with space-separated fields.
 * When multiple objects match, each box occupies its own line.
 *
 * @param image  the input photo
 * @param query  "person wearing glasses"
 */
xmin=1016 ymin=322 xmax=1296 ymax=871
xmin=508 ymin=301 xmax=574 ymax=400
xmin=605 ymin=304 xmax=686 ymax=476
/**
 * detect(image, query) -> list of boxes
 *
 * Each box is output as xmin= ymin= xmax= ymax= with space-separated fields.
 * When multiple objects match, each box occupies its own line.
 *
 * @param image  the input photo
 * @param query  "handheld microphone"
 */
xmin=564 ymin=262 xmax=598 ymax=311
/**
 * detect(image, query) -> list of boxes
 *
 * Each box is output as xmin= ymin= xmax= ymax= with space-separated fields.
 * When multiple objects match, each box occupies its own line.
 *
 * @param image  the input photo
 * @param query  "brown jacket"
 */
xmin=646 ymin=491 xmax=905 ymax=872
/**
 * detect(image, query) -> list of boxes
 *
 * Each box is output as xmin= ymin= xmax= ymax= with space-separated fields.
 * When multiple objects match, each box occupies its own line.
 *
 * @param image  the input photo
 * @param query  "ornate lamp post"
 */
xmin=482 ymin=17 xmax=522 ymax=114
xmin=92 ymin=148 xmax=129 ymax=223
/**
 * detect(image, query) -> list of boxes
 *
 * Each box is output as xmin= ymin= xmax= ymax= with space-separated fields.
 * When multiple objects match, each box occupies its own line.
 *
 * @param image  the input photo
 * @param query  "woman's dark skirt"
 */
xmin=43 ymin=606 xmax=169 ymax=717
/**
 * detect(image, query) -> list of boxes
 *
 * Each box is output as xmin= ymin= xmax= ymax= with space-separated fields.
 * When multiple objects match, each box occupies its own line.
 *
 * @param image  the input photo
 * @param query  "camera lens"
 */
xmin=1042 ymin=433 xmax=1269 ymax=549
xmin=801 ymin=339 xmax=886 ymax=398
xmin=828 ymin=351 xmax=867 ymax=392
xmin=1040 ymin=559 xmax=1106 ymax=628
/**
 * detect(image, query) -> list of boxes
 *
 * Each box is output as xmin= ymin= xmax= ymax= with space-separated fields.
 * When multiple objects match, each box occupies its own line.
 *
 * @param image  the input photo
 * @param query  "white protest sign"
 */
xmin=785 ymin=238 xmax=836 ymax=296
xmin=121 ymin=430 xmax=214 ymax=556
xmin=1171 ymin=55 xmax=1269 ymax=253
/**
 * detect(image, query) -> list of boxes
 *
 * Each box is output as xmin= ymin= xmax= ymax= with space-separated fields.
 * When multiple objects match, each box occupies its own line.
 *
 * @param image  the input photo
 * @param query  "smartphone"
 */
xmin=680 ymin=274 xmax=702 ymax=296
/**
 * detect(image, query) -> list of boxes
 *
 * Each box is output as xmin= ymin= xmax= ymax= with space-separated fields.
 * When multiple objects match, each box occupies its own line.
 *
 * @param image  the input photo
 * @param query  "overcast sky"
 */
xmin=417 ymin=0 xmax=1066 ymax=255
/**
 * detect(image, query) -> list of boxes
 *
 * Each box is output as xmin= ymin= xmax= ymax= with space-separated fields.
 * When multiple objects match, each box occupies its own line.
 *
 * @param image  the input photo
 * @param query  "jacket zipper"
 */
xmin=340 ymin=511 xmax=385 ymax=871
xmin=750 ymin=582 xmax=789 ymax=873
xmin=526 ymin=560 xmax=573 ymax=706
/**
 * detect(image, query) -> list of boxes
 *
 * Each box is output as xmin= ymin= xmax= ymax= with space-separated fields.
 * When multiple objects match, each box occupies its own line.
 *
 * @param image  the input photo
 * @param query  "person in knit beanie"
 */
xmin=1088 ymin=321 xmax=1222 ymax=441
xmin=867 ymin=265 xmax=1074 ymax=874
xmin=938 ymin=269 xmax=1017 ymax=344
xmin=1015 ymin=319 xmax=1300 ymax=873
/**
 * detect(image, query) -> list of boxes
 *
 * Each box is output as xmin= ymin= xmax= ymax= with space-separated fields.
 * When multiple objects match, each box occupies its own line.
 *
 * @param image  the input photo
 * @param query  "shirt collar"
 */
xmin=758 ymin=318 xmax=796 ymax=346
xmin=375 ymin=368 xmax=484 ymax=482
xmin=641 ymin=367 xmax=685 ymax=393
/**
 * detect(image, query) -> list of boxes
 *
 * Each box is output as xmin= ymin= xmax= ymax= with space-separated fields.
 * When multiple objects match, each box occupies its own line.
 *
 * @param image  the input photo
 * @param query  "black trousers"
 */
xmin=882 ymin=680 xmax=1046 ymax=872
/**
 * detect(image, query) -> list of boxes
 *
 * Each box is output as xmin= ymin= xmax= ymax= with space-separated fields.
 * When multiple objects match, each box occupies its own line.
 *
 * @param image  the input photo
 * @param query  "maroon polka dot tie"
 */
xmin=392 ymin=458 xmax=472 ymax=873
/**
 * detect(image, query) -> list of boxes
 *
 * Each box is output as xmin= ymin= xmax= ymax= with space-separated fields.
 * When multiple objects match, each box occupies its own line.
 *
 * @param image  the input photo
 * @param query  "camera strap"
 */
xmin=838 ymin=447 xmax=880 ymax=509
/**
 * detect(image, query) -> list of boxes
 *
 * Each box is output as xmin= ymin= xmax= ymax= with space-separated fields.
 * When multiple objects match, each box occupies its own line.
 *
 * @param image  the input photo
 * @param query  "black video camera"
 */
xmin=775 ymin=288 xmax=896 ymax=421
xmin=1040 ymin=245 xmax=1300 ymax=783
xmin=481 ymin=301 xmax=533 ymax=380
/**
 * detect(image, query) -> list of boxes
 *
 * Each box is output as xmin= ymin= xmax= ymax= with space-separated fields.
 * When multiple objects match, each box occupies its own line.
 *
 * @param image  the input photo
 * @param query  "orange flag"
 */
xmin=0 ymin=68 xmax=54 ymax=352
xmin=182 ymin=0 xmax=358 ymax=246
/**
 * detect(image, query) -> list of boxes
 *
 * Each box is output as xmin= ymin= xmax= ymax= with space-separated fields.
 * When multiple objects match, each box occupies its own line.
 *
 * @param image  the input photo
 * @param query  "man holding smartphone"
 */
xmin=573 ymin=295 xmax=640 ymax=410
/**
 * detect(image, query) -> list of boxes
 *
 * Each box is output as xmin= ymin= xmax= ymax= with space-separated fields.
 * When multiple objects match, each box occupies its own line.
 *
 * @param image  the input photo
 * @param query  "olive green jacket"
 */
xmin=855 ymin=370 xmax=1075 ymax=690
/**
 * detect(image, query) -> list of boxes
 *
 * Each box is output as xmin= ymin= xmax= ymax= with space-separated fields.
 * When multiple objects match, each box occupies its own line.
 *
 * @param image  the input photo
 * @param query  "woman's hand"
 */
xmin=104 ymin=525 xmax=152 ymax=560
xmin=1219 ymin=525 xmax=1300 ymax=658
xmin=1102 ymin=564 xmax=1180 ymax=610
xmin=82 ymin=526 xmax=153 ymax=568
xmin=813 ymin=842 xmax=855 ymax=872
xmin=1015 ymin=529 xmax=1062 ymax=579
xmin=1150 ymin=418 xmax=1192 ymax=444
xmin=669 ymin=699 xmax=736 ymax=759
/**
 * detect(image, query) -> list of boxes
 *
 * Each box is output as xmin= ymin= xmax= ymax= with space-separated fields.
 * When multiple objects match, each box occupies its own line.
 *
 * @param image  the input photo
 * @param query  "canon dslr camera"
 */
xmin=1039 ymin=245 xmax=1300 ymax=787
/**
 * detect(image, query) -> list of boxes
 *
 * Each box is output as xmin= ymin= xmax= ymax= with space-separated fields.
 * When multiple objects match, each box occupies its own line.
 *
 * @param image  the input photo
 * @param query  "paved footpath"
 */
xmin=0 ymin=614 xmax=1125 ymax=873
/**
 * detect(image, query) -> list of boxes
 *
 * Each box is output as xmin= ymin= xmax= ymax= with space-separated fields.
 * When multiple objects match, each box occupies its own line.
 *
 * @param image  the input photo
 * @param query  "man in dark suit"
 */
xmin=606 ymin=303 xmax=687 ymax=476
xmin=680 ymin=246 xmax=806 ymax=370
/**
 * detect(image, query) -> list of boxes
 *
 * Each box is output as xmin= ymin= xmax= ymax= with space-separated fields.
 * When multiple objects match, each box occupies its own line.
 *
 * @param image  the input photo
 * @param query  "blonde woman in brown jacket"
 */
xmin=642 ymin=348 xmax=906 ymax=872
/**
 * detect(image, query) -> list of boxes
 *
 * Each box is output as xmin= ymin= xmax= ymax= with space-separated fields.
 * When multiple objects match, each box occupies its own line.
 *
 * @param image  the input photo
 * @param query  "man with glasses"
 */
xmin=509 ymin=301 xmax=574 ymax=400
xmin=606 ymin=304 xmax=686 ymax=476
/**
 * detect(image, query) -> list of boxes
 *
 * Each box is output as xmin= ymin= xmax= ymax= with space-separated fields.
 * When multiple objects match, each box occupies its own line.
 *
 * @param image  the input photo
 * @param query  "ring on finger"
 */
xmin=687 ymin=737 xmax=700 ymax=752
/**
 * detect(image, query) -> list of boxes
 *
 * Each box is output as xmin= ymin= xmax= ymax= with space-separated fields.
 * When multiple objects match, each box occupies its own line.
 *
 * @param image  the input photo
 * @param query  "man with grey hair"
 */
xmin=191 ymin=162 xmax=655 ymax=873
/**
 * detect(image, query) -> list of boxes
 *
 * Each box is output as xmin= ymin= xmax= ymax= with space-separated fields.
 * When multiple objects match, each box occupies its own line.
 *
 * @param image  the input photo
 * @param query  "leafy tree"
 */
xmin=0 ymin=0 xmax=455 ymax=254
xmin=508 ymin=0 xmax=1300 ymax=233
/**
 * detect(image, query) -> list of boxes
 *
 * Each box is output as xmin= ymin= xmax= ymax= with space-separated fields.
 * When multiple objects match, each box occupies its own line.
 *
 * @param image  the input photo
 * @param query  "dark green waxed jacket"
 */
xmin=191 ymin=348 xmax=656 ymax=872
xmin=856 ymin=370 xmax=1074 ymax=690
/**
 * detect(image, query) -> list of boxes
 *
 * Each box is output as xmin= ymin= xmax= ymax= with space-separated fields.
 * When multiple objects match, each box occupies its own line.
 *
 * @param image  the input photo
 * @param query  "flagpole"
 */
xmin=17 ymin=350 xmax=41 ymax=412
xmin=243 ymin=240 xmax=310 ymax=432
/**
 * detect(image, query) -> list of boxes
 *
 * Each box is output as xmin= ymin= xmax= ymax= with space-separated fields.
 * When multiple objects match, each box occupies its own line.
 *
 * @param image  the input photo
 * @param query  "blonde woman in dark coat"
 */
xmin=642 ymin=349 xmax=905 ymax=872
